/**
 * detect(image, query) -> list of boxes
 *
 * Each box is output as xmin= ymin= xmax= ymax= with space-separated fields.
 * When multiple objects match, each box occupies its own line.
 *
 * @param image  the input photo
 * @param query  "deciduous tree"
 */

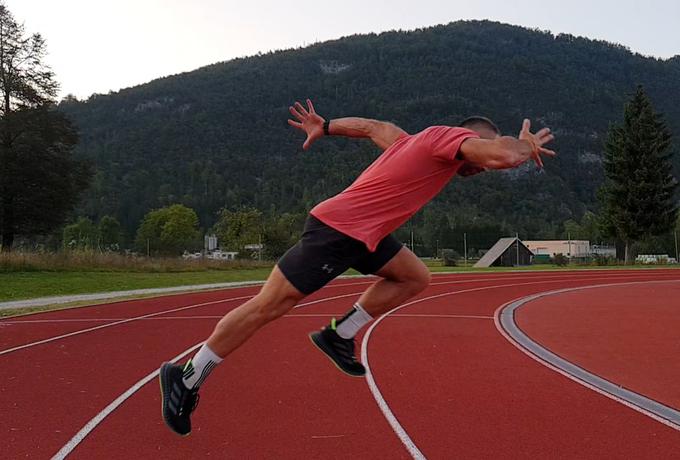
xmin=0 ymin=3 xmax=90 ymax=251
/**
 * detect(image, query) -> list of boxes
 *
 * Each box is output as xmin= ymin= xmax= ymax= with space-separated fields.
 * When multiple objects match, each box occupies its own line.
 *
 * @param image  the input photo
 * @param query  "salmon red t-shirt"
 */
xmin=310 ymin=126 xmax=479 ymax=251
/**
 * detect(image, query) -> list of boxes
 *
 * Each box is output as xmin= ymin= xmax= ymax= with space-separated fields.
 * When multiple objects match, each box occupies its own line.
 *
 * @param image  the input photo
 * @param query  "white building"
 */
xmin=524 ymin=240 xmax=590 ymax=258
xmin=206 ymin=250 xmax=238 ymax=261
xmin=204 ymin=234 xmax=218 ymax=251
xmin=592 ymin=244 xmax=616 ymax=258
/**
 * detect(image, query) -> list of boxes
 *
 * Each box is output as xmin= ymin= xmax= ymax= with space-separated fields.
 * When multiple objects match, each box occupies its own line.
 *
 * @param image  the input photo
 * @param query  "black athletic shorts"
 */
xmin=278 ymin=215 xmax=403 ymax=295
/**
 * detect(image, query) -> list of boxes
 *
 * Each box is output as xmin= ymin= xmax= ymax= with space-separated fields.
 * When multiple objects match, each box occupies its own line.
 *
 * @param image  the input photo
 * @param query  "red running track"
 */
xmin=2 ymin=270 xmax=680 ymax=459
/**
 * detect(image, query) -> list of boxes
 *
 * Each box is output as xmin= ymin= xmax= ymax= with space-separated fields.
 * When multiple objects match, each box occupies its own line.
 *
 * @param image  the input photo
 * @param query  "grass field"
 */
xmin=0 ymin=268 xmax=275 ymax=303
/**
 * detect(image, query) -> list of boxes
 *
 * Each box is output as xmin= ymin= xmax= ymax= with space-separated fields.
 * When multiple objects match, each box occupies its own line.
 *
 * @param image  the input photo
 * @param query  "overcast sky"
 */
xmin=5 ymin=0 xmax=680 ymax=99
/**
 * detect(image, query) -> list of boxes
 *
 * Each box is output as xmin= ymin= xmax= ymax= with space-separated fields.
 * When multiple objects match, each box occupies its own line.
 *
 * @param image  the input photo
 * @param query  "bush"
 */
xmin=593 ymin=254 xmax=613 ymax=266
xmin=552 ymin=253 xmax=568 ymax=266
xmin=441 ymin=249 xmax=460 ymax=267
xmin=0 ymin=249 xmax=271 ymax=273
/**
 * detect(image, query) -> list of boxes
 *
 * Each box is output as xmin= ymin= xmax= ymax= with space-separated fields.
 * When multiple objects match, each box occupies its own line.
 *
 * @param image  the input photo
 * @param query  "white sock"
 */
xmin=335 ymin=303 xmax=373 ymax=339
xmin=182 ymin=343 xmax=223 ymax=389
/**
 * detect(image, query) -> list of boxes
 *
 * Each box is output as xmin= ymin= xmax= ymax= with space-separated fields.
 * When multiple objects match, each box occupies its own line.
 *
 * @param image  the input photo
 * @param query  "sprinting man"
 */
xmin=160 ymin=99 xmax=555 ymax=435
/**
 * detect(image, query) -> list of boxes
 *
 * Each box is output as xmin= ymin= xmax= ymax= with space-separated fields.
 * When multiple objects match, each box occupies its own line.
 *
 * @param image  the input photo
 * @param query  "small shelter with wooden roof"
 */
xmin=474 ymin=237 xmax=533 ymax=268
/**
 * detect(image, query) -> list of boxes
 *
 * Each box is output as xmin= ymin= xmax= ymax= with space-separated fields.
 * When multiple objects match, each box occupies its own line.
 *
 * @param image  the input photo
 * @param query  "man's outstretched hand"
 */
xmin=288 ymin=99 xmax=325 ymax=150
xmin=518 ymin=119 xmax=556 ymax=168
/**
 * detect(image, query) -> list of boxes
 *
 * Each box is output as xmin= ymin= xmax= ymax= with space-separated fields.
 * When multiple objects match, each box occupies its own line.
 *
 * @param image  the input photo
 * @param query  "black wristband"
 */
xmin=323 ymin=120 xmax=331 ymax=136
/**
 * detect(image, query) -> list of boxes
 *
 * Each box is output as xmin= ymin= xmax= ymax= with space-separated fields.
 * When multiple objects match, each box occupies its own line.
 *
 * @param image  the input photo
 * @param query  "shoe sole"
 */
xmin=159 ymin=362 xmax=191 ymax=437
xmin=308 ymin=332 xmax=365 ymax=377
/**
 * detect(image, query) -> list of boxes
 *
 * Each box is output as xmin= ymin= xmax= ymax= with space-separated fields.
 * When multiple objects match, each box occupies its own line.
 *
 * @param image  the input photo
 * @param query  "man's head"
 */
xmin=460 ymin=116 xmax=500 ymax=140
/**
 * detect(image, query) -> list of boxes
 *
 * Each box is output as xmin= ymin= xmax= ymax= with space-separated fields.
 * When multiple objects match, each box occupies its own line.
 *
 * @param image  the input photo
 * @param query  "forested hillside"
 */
xmin=59 ymin=20 xmax=680 ymax=254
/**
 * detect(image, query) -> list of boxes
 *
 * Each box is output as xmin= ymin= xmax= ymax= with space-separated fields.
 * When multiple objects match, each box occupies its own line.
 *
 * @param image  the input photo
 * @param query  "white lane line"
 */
xmin=48 ymin=291 xmax=368 ymax=459
xmin=2 ymin=319 xmax=125 ymax=324
xmin=360 ymin=282 xmax=549 ymax=460
xmin=50 ymin=342 xmax=205 ymax=460
xmin=50 ymin=273 xmax=680 ymax=459
xmin=359 ymin=273 xmax=680 ymax=460
xmin=4 ymin=268 xmax=675 ymax=315
xmin=1 ymin=291 xmax=368 ymax=356
xmin=388 ymin=314 xmax=493 ymax=319
xmin=0 ymin=276 xmax=374 ymax=312
xmin=494 ymin=280 xmax=680 ymax=431
xmin=0 ymin=270 xmax=656 ymax=325
xmin=0 ymin=296 xmax=251 ymax=357
xmin=2 ymin=313 xmax=494 ymax=324
xmin=0 ymin=273 xmax=604 ymax=324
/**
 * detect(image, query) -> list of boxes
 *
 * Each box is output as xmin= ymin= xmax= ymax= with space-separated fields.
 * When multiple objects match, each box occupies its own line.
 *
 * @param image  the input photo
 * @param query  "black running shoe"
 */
xmin=159 ymin=362 xmax=200 ymax=436
xmin=309 ymin=320 xmax=366 ymax=377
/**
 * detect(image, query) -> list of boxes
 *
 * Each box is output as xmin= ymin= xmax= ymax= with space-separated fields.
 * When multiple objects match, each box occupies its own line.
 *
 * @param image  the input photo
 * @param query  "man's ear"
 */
xmin=458 ymin=162 xmax=486 ymax=177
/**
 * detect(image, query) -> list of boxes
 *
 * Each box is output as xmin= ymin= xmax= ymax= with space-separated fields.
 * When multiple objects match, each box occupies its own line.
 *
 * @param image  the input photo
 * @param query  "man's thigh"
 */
xmin=352 ymin=234 xmax=405 ymax=277
xmin=277 ymin=217 xmax=363 ymax=295
xmin=258 ymin=265 xmax=309 ymax=303
xmin=370 ymin=245 xmax=429 ymax=282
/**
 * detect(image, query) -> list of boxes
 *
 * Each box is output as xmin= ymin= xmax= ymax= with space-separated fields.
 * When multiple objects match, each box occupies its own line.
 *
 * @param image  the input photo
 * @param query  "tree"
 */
xmin=561 ymin=211 xmax=602 ymax=242
xmin=213 ymin=208 xmax=263 ymax=254
xmin=599 ymin=86 xmax=678 ymax=263
xmin=63 ymin=217 xmax=98 ymax=249
xmin=562 ymin=219 xmax=583 ymax=240
xmin=0 ymin=3 xmax=90 ymax=251
xmin=135 ymin=204 xmax=200 ymax=256
xmin=98 ymin=215 xmax=121 ymax=251
xmin=262 ymin=212 xmax=304 ymax=259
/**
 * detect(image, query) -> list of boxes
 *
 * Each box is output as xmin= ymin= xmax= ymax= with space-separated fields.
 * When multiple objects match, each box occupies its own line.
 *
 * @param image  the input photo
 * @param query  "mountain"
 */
xmin=59 ymin=20 xmax=680 ymax=252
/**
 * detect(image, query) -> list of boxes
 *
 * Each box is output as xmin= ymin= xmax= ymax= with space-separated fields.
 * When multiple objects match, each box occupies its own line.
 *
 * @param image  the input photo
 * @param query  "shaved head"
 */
xmin=460 ymin=116 xmax=501 ymax=138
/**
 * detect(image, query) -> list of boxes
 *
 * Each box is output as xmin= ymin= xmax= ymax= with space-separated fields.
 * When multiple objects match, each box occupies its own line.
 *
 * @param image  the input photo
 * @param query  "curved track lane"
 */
xmin=2 ymin=270 xmax=680 ymax=459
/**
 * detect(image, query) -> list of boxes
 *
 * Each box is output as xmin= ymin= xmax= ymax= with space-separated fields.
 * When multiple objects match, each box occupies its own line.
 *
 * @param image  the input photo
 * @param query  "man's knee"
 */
xmin=409 ymin=265 xmax=431 ymax=294
xmin=251 ymin=266 xmax=306 ymax=321
xmin=386 ymin=263 xmax=430 ymax=296
xmin=249 ymin=291 xmax=297 ymax=322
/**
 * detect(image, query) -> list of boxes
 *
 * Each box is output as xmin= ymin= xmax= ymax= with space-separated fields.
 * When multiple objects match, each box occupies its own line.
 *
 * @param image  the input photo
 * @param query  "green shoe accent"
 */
xmin=330 ymin=318 xmax=337 ymax=330
xmin=183 ymin=359 xmax=193 ymax=372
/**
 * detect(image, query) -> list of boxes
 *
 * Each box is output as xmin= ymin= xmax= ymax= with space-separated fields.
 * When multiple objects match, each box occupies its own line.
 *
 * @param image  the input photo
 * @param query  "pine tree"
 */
xmin=599 ymin=86 xmax=678 ymax=263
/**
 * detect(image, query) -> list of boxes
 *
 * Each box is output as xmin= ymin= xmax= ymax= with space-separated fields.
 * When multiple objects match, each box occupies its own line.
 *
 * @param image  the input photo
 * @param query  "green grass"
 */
xmin=0 ymin=268 xmax=274 ymax=303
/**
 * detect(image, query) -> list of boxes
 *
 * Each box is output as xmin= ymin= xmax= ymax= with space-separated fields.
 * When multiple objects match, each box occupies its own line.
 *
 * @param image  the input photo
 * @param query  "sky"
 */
xmin=5 ymin=0 xmax=680 ymax=99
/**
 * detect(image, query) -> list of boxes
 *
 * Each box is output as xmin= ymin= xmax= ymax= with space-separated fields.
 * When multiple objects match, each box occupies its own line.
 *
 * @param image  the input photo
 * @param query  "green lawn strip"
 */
xmin=0 ymin=269 xmax=274 ymax=303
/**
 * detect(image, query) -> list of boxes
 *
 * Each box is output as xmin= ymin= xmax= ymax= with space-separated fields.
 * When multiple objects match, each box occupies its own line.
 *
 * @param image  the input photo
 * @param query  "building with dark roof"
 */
xmin=474 ymin=237 xmax=533 ymax=268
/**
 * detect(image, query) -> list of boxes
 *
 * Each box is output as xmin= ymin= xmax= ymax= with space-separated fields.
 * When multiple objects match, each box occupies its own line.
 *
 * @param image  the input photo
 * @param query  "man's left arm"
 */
xmin=458 ymin=120 xmax=556 ymax=170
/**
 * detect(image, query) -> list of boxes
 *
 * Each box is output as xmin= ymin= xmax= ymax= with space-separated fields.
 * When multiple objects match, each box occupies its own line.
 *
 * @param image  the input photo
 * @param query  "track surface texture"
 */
xmin=2 ymin=270 xmax=680 ymax=459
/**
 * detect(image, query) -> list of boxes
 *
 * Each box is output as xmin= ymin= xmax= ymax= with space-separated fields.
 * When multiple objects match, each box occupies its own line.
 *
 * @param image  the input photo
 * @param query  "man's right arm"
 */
xmin=326 ymin=117 xmax=407 ymax=151
xmin=288 ymin=99 xmax=407 ymax=151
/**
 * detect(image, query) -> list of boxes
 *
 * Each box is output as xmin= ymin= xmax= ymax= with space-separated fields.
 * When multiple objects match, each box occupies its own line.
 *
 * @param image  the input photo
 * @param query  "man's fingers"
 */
xmin=289 ymin=105 xmax=305 ymax=120
xmin=540 ymin=147 xmax=556 ymax=157
xmin=287 ymin=119 xmax=303 ymax=129
xmin=522 ymin=118 xmax=531 ymax=133
xmin=303 ymin=136 xmax=312 ymax=150
xmin=294 ymin=101 xmax=309 ymax=116
xmin=306 ymin=99 xmax=315 ymax=114
xmin=538 ymin=133 xmax=555 ymax=145
xmin=533 ymin=153 xmax=544 ymax=168
xmin=535 ymin=127 xmax=550 ymax=138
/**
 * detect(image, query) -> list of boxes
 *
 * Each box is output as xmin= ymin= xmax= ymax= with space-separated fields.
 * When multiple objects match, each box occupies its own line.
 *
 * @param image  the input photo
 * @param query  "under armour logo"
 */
xmin=321 ymin=264 xmax=334 ymax=274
